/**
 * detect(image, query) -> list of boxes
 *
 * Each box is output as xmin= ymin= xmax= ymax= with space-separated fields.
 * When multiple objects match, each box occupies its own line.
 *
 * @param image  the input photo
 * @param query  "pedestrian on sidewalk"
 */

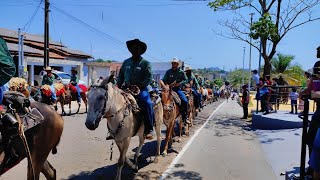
xmin=241 ymin=84 xmax=249 ymax=119
xmin=289 ymin=88 xmax=298 ymax=114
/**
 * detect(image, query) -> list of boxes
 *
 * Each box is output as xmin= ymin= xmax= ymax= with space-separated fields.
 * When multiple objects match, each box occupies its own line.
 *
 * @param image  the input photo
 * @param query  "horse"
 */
xmin=160 ymin=85 xmax=182 ymax=156
xmin=85 ymin=75 xmax=163 ymax=180
xmin=183 ymin=86 xmax=195 ymax=130
xmin=0 ymin=100 xmax=64 ymax=180
xmin=40 ymin=84 xmax=67 ymax=115
xmin=65 ymin=84 xmax=88 ymax=114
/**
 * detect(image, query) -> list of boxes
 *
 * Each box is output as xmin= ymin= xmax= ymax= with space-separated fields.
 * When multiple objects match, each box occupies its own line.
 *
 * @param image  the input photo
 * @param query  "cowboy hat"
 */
xmin=184 ymin=66 xmax=192 ymax=71
xmin=171 ymin=57 xmax=179 ymax=63
xmin=126 ymin=39 xmax=147 ymax=55
xmin=44 ymin=66 xmax=53 ymax=71
xmin=71 ymin=68 xmax=78 ymax=73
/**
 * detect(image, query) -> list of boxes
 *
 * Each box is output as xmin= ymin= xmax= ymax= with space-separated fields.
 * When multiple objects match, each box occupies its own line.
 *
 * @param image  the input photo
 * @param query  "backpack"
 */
xmin=0 ymin=36 xmax=16 ymax=87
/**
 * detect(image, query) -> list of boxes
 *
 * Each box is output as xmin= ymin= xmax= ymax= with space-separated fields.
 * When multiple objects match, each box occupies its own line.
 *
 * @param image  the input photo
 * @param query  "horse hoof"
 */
xmin=162 ymin=152 xmax=167 ymax=157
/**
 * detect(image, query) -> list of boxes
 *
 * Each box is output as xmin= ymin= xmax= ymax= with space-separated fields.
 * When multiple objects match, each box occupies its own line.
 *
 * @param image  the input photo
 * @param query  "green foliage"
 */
xmin=270 ymin=53 xmax=304 ymax=85
xmin=92 ymin=59 xmax=114 ymax=63
xmin=226 ymin=69 xmax=251 ymax=89
xmin=213 ymin=78 xmax=224 ymax=87
xmin=250 ymin=13 xmax=280 ymax=42
xmin=208 ymin=0 xmax=242 ymax=11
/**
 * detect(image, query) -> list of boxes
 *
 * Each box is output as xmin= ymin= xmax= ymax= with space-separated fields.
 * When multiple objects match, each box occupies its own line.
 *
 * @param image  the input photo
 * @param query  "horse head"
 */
xmin=85 ymin=74 xmax=114 ymax=130
xmin=161 ymin=84 xmax=175 ymax=120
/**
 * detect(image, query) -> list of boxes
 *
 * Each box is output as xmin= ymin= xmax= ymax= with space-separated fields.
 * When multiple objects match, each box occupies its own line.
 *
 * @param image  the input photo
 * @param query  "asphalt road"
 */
xmin=162 ymin=100 xmax=277 ymax=180
xmin=2 ymin=100 xmax=223 ymax=180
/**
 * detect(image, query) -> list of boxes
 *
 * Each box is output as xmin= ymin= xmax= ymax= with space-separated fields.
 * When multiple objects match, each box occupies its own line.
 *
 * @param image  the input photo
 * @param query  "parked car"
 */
xmin=34 ymin=70 xmax=86 ymax=86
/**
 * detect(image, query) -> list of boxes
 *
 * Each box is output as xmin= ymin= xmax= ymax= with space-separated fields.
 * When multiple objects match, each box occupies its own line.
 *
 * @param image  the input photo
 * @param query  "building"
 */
xmin=85 ymin=61 xmax=122 ymax=85
xmin=0 ymin=28 xmax=92 ymax=85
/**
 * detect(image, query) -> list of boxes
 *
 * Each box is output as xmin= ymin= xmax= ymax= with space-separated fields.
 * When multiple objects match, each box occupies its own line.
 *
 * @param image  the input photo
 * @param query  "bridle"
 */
xmin=89 ymin=84 xmax=131 ymax=138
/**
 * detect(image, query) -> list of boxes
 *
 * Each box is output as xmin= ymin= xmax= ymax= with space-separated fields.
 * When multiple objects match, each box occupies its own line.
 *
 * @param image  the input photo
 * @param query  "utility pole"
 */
xmin=242 ymin=47 xmax=246 ymax=86
xmin=248 ymin=13 xmax=254 ymax=95
xmin=44 ymin=0 xmax=50 ymax=67
xmin=18 ymin=28 xmax=25 ymax=78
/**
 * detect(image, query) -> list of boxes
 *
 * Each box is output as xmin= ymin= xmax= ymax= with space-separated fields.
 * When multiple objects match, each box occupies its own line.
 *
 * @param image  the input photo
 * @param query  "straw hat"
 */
xmin=44 ymin=66 xmax=53 ymax=71
xmin=184 ymin=66 xmax=192 ymax=71
xmin=171 ymin=57 xmax=179 ymax=63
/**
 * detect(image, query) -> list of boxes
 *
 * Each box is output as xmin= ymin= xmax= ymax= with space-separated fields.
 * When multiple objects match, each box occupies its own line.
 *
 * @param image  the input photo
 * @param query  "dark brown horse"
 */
xmin=0 ymin=101 xmax=64 ymax=180
xmin=64 ymin=84 xmax=88 ymax=114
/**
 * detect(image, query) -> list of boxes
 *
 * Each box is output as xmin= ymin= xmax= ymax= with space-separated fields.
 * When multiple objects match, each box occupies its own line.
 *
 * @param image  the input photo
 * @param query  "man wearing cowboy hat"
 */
xmin=184 ymin=66 xmax=201 ymax=111
xmin=70 ymin=68 xmax=81 ymax=105
xmin=117 ymin=39 xmax=155 ymax=140
xmin=42 ymin=66 xmax=57 ymax=106
xmin=160 ymin=58 xmax=191 ymax=124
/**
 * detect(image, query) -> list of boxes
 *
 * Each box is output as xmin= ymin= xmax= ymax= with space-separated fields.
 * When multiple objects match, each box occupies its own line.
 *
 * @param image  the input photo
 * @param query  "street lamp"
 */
xmin=242 ymin=47 xmax=246 ymax=86
xmin=248 ymin=12 xmax=254 ymax=94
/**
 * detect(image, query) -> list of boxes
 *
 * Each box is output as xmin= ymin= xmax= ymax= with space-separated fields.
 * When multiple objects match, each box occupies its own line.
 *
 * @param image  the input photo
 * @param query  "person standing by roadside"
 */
xmin=241 ymin=84 xmax=249 ymax=119
xmin=299 ymin=72 xmax=312 ymax=113
xmin=251 ymin=70 xmax=260 ymax=89
xmin=289 ymin=88 xmax=298 ymax=114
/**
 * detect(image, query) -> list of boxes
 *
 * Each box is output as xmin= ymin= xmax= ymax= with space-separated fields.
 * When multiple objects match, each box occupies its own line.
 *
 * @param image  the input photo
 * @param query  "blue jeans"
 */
xmin=138 ymin=87 xmax=155 ymax=133
xmin=50 ymin=85 xmax=57 ymax=101
xmin=173 ymin=87 xmax=188 ymax=121
xmin=75 ymin=85 xmax=81 ymax=103
xmin=0 ymin=86 xmax=3 ymax=104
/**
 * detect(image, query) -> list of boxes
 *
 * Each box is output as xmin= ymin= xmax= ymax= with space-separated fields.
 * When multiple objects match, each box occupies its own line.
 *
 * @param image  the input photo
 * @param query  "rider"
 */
xmin=42 ymin=66 xmax=57 ymax=107
xmin=150 ymin=79 xmax=159 ymax=93
xmin=0 ymin=35 xmax=20 ymax=167
xmin=70 ymin=68 xmax=81 ymax=105
xmin=117 ymin=39 xmax=155 ymax=140
xmin=160 ymin=58 xmax=191 ymax=125
xmin=195 ymin=74 xmax=204 ymax=108
xmin=184 ymin=66 xmax=201 ymax=111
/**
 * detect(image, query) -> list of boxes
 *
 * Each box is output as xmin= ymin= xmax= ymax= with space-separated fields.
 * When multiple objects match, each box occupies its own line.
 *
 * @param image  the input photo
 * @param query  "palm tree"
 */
xmin=270 ymin=53 xmax=304 ymax=85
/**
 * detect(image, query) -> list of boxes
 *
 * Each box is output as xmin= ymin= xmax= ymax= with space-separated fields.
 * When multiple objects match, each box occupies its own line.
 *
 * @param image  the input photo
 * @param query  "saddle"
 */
xmin=171 ymin=91 xmax=181 ymax=105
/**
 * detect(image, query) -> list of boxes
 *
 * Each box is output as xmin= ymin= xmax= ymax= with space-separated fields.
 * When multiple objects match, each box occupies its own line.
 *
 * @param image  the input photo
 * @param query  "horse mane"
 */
xmin=98 ymin=74 xmax=114 ymax=88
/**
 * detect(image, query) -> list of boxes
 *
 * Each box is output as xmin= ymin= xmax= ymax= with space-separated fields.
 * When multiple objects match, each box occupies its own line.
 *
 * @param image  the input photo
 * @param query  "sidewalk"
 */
xmin=162 ymin=100 xmax=276 ymax=180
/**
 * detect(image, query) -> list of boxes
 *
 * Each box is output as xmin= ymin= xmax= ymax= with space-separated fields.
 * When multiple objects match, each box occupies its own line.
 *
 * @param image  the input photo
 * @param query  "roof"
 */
xmin=85 ymin=61 xmax=122 ymax=67
xmin=0 ymin=27 xmax=92 ymax=59
xmin=0 ymin=28 xmax=61 ymax=46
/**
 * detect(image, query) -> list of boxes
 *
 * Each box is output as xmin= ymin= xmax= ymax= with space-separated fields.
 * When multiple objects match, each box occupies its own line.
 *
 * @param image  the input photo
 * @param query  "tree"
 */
xmin=226 ymin=69 xmax=251 ymax=89
xmin=208 ymin=0 xmax=320 ymax=77
xmin=213 ymin=78 xmax=224 ymax=87
xmin=270 ymin=53 xmax=304 ymax=85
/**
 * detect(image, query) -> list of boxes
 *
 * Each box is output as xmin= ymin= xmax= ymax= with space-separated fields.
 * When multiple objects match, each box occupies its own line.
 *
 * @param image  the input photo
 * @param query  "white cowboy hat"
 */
xmin=43 ymin=66 xmax=53 ymax=71
xmin=171 ymin=57 xmax=179 ymax=63
xmin=184 ymin=66 xmax=192 ymax=71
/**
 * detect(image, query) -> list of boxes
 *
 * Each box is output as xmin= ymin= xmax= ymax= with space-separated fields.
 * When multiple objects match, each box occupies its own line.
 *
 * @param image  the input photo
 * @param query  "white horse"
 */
xmin=85 ymin=75 xmax=163 ymax=180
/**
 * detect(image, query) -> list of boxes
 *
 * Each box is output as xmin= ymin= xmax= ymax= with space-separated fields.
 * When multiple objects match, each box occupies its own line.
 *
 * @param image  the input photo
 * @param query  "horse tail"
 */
xmin=52 ymin=137 xmax=61 ymax=154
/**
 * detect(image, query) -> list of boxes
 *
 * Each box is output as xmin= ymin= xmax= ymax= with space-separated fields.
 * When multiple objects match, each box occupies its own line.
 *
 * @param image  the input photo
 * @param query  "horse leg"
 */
xmin=154 ymin=117 xmax=162 ymax=163
xmin=82 ymin=95 xmax=88 ymax=113
xmin=132 ymin=130 xmax=144 ymax=172
xmin=163 ymin=119 xmax=174 ymax=156
xmin=41 ymin=160 xmax=56 ymax=180
xmin=68 ymin=101 xmax=71 ymax=116
xmin=115 ymin=137 xmax=131 ymax=180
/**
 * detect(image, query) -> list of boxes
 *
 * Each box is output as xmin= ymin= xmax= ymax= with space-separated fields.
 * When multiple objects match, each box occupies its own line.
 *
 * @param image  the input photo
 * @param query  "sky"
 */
xmin=0 ymin=0 xmax=319 ymax=71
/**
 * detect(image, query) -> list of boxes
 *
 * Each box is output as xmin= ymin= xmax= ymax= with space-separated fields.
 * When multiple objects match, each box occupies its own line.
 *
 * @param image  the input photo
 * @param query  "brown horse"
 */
xmin=0 ymin=101 xmax=64 ymax=180
xmin=85 ymin=76 xmax=163 ymax=180
xmin=161 ymin=85 xmax=183 ymax=155
xmin=64 ymin=84 xmax=88 ymax=114
xmin=183 ymin=87 xmax=195 ymax=130
xmin=39 ymin=85 xmax=67 ymax=116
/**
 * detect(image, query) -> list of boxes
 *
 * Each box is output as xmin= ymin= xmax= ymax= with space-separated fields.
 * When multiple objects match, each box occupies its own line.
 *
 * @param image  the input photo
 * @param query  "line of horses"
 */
xmin=85 ymin=75 xmax=219 ymax=180
xmin=1 ymin=76 xmax=220 ymax=180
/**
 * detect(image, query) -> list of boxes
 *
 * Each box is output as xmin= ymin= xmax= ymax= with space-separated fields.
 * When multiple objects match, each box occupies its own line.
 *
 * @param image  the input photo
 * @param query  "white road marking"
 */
xmin=160 ymin=101 xmax=226 ymax=180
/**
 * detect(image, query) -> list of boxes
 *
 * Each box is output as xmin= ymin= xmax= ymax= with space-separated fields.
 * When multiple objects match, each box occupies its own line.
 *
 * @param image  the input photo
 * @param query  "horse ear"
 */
xmin=107 ymin=74 xmax=114 ymax=84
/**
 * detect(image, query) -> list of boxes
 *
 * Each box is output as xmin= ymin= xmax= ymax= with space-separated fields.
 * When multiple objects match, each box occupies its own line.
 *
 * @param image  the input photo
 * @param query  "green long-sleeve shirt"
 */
xmin=186 ymin=73 xmax=200 ymax=89
xmin=197 ymin=77 xmax=204 ymax=87
xmin=42 ymin=74 xmax=55 ymax=85
xmin=70 ymin=74 xmax=79 ymax=85
xmin=162 ymin=68 xmax=188 ymax=86
xmin=117 ymin=57 xmax=152 ymax=88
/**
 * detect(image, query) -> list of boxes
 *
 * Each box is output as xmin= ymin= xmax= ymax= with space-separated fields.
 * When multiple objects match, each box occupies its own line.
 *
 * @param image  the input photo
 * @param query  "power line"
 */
xmin=50 ymin=4 xmax=166 ymax=62
xmin=22 ymin=0 xmax=44 ymax=33
xmin=57 ymin=2 xmax=207 ymax=7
